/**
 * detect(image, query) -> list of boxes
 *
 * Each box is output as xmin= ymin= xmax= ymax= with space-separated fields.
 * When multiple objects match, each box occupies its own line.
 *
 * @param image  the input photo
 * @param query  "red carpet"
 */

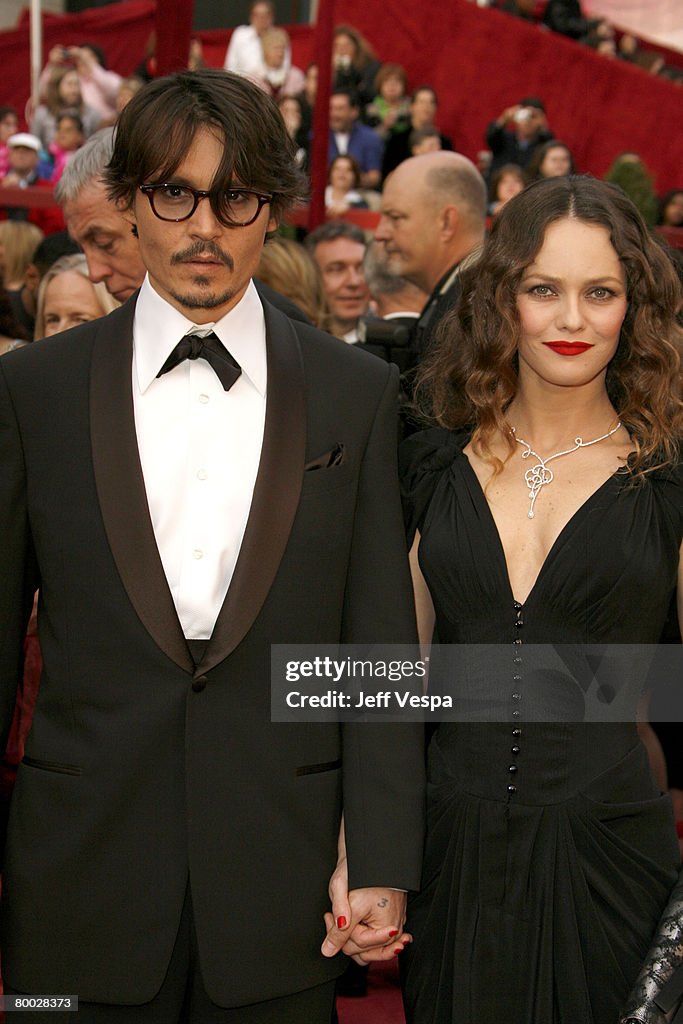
xmin=337 ymin=962 xmax=406 ymax=1024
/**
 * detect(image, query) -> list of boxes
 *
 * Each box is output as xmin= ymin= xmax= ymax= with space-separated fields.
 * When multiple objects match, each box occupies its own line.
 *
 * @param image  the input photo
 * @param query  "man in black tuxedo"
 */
xmin=0 ymin=70 xmax=424 ymax=1022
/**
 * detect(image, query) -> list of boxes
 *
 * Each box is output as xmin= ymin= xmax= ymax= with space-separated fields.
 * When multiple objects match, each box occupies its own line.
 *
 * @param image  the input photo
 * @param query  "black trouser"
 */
xmin=7 ymin=883 xmax=337 ymax=1024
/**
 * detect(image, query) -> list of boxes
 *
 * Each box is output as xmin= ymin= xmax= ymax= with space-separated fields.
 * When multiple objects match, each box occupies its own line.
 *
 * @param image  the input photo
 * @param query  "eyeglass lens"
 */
xmin=150 ymin=186 xmax=264 ymax=225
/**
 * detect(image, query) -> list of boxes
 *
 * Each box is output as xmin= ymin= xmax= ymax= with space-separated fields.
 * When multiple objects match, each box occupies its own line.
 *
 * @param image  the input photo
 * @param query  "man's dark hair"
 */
xmin=411 ymin=85 xmax=438 ymax=105
xmin=32 ymin=231 xmax=82 ymax=278
xmin=0 ymin=105 xmax=17 ymax=122
xmin=330 ymin=87 xmax=359 ymax=108
xmin=105 ymin=69 xmax=307 ymax=223
xmin=56 ymin=110 xmax=84 ymax=134
xmin=518 ymin=95 xmax=545 ymax=111
xmin=304 ymin=220 xmax=366 ymax=252
xmin=409 ymin=127 xmax=441 ymax=150
xmin=80 ymin=42 xmax=107 ymax=69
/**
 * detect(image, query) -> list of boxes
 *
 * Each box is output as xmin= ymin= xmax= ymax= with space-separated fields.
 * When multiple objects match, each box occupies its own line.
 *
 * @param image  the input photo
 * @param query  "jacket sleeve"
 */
xmin=340 ymin=363 xmax=425 ymax=891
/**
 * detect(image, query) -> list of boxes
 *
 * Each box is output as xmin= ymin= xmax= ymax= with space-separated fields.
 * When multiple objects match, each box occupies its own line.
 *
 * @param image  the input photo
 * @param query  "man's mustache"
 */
xmin=172 ymin=242 xmax=234 ymax=271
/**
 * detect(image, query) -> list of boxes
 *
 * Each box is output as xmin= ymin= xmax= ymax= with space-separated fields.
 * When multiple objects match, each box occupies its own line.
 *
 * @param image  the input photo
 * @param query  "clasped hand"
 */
xmin=321 ymin=848 xmax=411 ymax=965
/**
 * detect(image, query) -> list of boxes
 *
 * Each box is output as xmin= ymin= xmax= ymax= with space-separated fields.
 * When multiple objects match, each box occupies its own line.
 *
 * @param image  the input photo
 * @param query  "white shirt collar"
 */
xmin=133 ymin=275 xmax=267 ymax=396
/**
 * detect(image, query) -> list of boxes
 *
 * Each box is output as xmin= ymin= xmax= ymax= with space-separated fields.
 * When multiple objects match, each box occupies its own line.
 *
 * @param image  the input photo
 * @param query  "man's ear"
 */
xmin=440 ymin=204 xmax=459 ymax=241
xmin=116 ymin=196 xmax=137 ymax=236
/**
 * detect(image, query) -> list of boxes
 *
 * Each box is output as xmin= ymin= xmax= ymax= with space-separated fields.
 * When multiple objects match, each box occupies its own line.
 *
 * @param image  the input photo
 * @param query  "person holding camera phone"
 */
xmin=485 ymin=95 xmax=553 ymax=179
xmin=36 ymin=43 xmax=121 ymax=125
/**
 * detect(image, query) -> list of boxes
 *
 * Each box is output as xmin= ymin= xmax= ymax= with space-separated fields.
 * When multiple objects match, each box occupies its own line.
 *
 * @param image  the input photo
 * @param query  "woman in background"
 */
xmin=256 ymin=237 xmax=329 ymax=330
xmin=0 ymin=287 xmax=30 ymax=355
xmin=488 ymin=162 xmax=527 ymax=215
xmin=325 ymin=155 xmax=369 ymax=218
xmin=365 ymin=63 xmax=411 ymax=141
xmin=30 ymin=65 xmax=101 ymax=149
xmin=250 ymin=27 xmax=304 ymax=101
xmin=400 ymin=175 xmax=683 ymax=1024
xmin=331 ymin=24 xmax=381 ymax=107
xmin=658 ymin=188 xmax=683 ymax=229
xmin=0 ymin=221 xmax=43 ymax=292
xmin=34 ymin=253 xmax=119 ymax=339
xmin=527 ymin=139 xmax=575 ymax=180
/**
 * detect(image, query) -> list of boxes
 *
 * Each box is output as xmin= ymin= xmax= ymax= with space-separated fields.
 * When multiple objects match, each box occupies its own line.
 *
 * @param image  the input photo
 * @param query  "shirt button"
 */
xmin=513 ymin=638 xmax=523 ymax=645
xmin=512 ymin=709 xmax=521 ymax=718
xmin=193 ymin=549 xmax=204 ymax=560
xmin=511 ymin=692 xmax=521 ymax=701
xmin=508 ymin=764 xmax=518 ymax=773
xmin=197 ymin=469 xmax=208 ymax=480
xmin=513 ymin=675 xmax=522 ymax=682
xmin=192 ymin=675 xmax=207 ymax=693
xmin=507 ymin=785 xmax=517 ymax=795
xmin=199 ymin=394 xmax=210 ymax=404
xmin=513 ymin=656 xmax=522 ymax=665
xmin=511 ymin=745 xmax=520 ymax=755
xmin=512 ymin=728 xmax=522 ymax=737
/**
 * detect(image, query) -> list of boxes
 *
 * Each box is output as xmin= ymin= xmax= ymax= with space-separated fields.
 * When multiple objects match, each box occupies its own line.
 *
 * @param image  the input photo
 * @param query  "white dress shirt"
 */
xmin=132 ymin=276 xmax=267 ymax=639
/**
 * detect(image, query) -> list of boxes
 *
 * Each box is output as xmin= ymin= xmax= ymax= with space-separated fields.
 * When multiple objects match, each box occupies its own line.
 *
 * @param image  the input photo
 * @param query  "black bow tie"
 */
xmin=157 ymin=332 xmax=242 ymax=391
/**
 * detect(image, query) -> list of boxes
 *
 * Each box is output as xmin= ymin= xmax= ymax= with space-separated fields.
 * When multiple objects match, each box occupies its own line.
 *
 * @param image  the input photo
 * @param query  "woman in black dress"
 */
xmin=400 ymin=176 xmax=683 ymax=1024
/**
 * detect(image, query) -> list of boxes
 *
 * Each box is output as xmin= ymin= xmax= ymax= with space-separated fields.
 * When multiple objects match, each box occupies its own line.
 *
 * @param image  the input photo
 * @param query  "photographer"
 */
xmin=37 ymin=43 xmax=121 ymax=124
xmin=485 ymin=96 xmax=553 ymax=178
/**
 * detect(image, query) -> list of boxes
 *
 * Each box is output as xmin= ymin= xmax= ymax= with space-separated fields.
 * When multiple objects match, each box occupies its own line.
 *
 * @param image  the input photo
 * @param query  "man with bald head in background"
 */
xmin=375 ymin=151 xmax=487 ymax=359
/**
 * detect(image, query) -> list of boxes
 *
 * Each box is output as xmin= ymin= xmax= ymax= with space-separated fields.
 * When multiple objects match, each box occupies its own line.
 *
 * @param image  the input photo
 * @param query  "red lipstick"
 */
xmin=542 ymin=342 xmax=593 ymax=356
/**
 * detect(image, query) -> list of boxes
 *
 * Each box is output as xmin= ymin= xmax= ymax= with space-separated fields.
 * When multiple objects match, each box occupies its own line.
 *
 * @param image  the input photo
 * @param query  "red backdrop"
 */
xmin=1 ymin=0 xmax=681 ymax=190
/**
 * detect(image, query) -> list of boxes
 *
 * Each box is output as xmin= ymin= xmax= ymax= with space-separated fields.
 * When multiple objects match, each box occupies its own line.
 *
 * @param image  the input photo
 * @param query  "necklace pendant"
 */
xmin=512 ymin=420 xmax=622 ymax=523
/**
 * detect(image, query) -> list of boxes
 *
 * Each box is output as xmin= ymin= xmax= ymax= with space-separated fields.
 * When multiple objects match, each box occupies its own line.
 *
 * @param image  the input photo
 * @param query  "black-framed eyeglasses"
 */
xmin=138 ymin=184 xmax=274 ymax=227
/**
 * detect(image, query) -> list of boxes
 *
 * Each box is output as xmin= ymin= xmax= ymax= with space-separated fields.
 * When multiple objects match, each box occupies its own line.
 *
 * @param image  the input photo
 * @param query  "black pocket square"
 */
xmin=304 ymin=443 xmax=346 ymax=472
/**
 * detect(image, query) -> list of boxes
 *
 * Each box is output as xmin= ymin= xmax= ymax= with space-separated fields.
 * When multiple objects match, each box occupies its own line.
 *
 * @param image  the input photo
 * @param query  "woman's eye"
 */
xmin=528 ymin=285 xmax=554 ymax=297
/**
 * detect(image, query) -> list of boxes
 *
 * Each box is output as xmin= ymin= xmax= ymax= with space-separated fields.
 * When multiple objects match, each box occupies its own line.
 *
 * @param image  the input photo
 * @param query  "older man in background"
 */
xmin=375 ymin=150 xmax=487 ymax=359
xmin=55 ymin=127 xmax=144 ymax=303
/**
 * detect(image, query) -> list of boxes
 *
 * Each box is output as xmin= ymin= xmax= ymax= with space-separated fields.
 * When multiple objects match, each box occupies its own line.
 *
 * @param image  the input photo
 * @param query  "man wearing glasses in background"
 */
xmin=0 ymin=70 xmax=424 ymax=1023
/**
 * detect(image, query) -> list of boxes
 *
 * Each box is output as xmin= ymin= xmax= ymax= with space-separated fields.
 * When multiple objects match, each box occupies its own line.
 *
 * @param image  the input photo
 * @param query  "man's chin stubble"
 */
xmin=170 ymin=285 xmax=239 ymax=310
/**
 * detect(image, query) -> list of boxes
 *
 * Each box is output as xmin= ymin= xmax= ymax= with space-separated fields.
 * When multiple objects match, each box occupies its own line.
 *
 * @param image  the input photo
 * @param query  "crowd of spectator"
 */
xmin=0 ymin=0 xmax=680 ymax=363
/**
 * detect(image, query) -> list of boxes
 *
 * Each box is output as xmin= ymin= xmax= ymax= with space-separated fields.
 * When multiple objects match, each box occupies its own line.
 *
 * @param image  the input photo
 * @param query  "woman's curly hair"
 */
xmin=414 ymin=175 xmax=683 ymax=478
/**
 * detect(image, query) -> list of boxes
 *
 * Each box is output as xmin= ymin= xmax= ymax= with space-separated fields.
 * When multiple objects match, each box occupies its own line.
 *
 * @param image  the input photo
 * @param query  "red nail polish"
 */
xmin=337 ymin=916 xmax=347 ymax=929
xmin=393 ymin=947 xmax=403 ymax=956
xmin=388 ymin=929 xmax=399 ymax=937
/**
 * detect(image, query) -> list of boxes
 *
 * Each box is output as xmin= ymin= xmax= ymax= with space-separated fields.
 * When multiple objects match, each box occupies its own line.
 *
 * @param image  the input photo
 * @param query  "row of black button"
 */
xmin=508 ymin=603 xmax=524 ymax=795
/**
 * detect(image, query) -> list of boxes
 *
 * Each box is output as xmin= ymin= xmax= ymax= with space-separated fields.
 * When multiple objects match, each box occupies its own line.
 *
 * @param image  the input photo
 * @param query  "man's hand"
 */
xmin=321 ymin=849 xmax=411 ymax=964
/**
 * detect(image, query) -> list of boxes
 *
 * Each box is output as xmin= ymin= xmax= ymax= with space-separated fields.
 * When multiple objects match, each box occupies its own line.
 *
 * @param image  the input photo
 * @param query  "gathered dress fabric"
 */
xmin=399 ymin=428 xmax=683 ymax=1024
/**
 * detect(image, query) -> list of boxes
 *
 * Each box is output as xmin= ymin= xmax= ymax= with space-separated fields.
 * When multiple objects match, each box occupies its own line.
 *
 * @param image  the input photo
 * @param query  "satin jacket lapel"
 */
xmin=199 ymin=302 xmax=306 ymax=675
xmin=89 ymin=298 xmax=194 ymax=674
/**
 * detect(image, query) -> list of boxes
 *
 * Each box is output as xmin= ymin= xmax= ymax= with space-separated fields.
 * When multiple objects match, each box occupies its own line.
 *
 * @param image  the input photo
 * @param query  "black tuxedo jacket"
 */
xmin=0 ymin=295 xmax=425 ymax=1007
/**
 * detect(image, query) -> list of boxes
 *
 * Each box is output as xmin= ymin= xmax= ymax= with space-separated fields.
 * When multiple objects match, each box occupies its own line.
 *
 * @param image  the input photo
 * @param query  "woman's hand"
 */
xmin=321 ymin=819 xmax=412 ymax=963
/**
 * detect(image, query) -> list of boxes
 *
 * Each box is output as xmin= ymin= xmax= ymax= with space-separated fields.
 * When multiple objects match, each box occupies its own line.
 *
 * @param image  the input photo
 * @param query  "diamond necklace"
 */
xmin=511 ymin=422 xmax=622 ymax=519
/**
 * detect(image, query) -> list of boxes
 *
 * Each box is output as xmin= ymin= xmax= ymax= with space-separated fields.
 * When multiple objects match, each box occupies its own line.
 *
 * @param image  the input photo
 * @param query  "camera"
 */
xmin=358 ymin=318 xmax=418 ymax=373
